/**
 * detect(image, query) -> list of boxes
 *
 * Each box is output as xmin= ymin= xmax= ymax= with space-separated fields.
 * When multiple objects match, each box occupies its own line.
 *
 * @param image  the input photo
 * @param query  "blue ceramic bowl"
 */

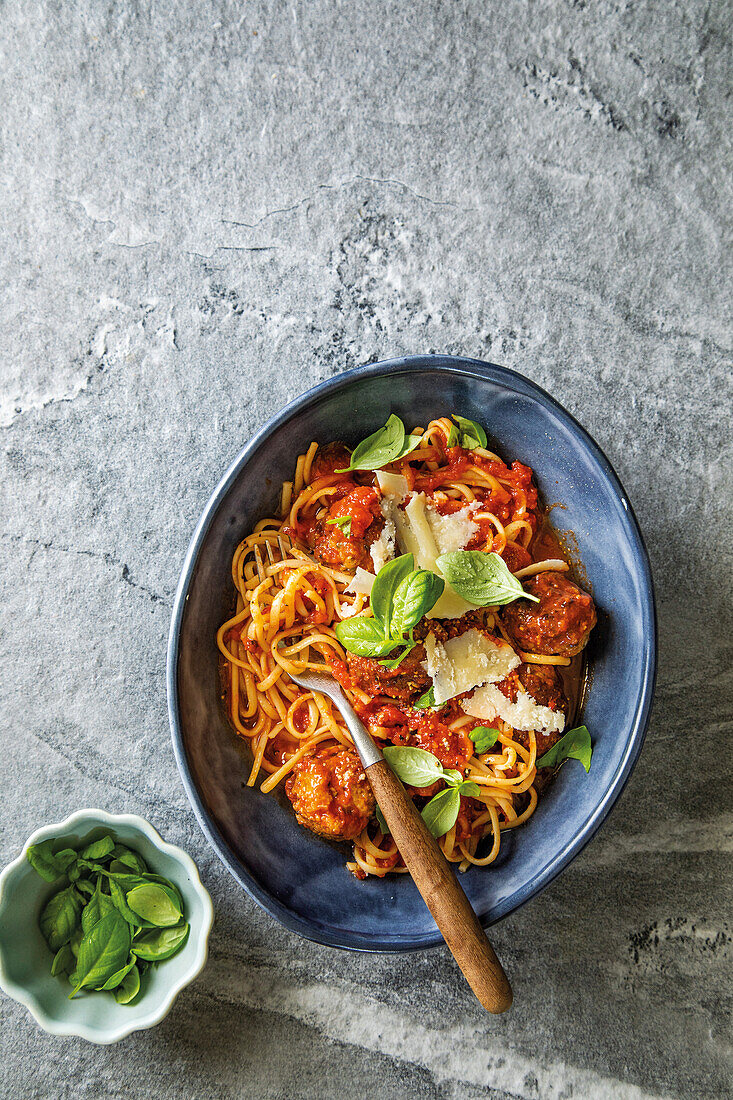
xmin=167 ymin=356 xmax=656 ymax=951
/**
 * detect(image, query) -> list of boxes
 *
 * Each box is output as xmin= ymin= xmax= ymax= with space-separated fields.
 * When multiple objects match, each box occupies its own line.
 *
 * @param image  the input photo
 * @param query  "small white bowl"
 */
xmin=0 ymin=809 xmax=214 ymax=1044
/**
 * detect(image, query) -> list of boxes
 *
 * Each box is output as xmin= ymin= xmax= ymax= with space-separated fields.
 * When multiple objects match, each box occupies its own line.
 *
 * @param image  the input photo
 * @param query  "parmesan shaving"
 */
xmin=421 ymin=629 xmax=521 ymax=705
xmin=463 ymin=683 xmax=566 ymax=734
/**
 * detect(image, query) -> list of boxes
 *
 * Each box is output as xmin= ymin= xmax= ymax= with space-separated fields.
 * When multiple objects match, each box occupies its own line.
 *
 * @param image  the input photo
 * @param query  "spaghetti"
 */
xmin=217 ymin=415 xmax=596 ymax=878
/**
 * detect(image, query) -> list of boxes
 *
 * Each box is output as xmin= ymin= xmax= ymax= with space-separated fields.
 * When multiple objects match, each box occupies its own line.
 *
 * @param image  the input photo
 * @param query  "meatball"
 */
xmin=312 ymin=486 xmax=383 ymax=571
xmin=309 ymin=442 xmax=352 ymax=482
xmin=346 ymin=645 xmax=432 ymax=702
xmin=517 ymin=663 xmax=567 ymax=714
xmin=513 ymin=663 xmax=568 ymax=758
xmin=285 ymin=746 xmax=375 ymax=841
xmin=501 ymin=571 xmax=596 ymax=657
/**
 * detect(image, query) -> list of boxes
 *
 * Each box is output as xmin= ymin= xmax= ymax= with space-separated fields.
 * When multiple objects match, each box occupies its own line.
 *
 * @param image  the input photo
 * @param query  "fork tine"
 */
xmin=253 ymin=543 xmax=266 ymax=582
xmin=265 ymin=539 xmax=277 ymax=567
xmin=277 ymin=534 xmax=291 ymax=560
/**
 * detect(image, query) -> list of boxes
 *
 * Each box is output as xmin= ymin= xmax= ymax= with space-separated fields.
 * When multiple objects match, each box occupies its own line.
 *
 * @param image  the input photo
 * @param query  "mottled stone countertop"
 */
xmin=1 ymin=2 xmax=730 ymax=1098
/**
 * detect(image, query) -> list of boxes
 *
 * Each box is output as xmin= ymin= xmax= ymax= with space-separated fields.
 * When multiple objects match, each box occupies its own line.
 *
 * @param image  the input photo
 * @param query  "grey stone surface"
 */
xmin=1 ymin=1 xmax=731 ymax=1097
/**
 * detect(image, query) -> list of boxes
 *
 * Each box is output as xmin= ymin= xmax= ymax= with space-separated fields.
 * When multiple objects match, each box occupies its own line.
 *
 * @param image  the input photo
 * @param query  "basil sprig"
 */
xmin=537 ymin=725 xmax=592 ymax=773
xmin=469 ymin=725 xmax=501 ymax=753
xmin=436 ymin=550 xmax=540 ymax=606
xmin=27 ymin=832 xmax=190 ymax=1003
xmin=336 ymin=414 xmax=422 ymax=472
xmin=382 ymin=746 xmax=481 ymax=837
xmin=446 ymin=414 xmax=488 ymax=451
xmin=326 ymin=515 xmax=352 ymax=536
xmin=334 ymin=554 xmax=444 ymax=668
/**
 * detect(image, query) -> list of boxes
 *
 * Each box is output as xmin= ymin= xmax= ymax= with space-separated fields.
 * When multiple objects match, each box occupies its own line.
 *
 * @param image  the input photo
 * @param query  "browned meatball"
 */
xmin=285 ymin=746 xmax=375 ymax=841
xmin=514 ymin=664 xmax=568 ymax=758
xmin=346 ymin=645 xmax=432 ymax=702
xmin=501 ymin=572 xmax=596 ymax=657
xmin=517 ymin=663 xmax=567 ymax=714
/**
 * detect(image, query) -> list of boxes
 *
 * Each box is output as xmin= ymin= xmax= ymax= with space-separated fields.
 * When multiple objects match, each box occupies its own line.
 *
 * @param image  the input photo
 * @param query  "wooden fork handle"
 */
xmin=366 ymin=758 xmax=513 ymax=1014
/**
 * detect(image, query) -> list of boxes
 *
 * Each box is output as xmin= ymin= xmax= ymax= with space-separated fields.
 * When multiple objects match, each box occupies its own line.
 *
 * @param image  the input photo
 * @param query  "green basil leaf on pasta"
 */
xmin=369 ymin=553 xmax=414 ymax=633
xmin=326 ymin=515 xmax=352 ymax=536
xmin=333 ymin=617 xmax=398 ymax=658
xmin=470 ymin=725 xmax=501 ymax=753
xmin=131 ymin=921 xmax=190 ymax=962
xmin=414 ymin=686 xmax=436 ymax=709
xmin=126 ymin=884 xmax=182 ymax=928
xmin=446 ymin=422 xmax=460 ymax=447
xmin=458 ymin=780 xmax=481 ymax=798
xmin=336 ymin=414 xmax=407 ymax=472
xmin=40 ymin=886 xmax=83 ymax=952
xmin=452 ymin=414 xmax=487 ymax=449
xmin=421 ymin=787 xmax=461 ymax=838
xmin=442 ymin=769 xmax=463 ymax=787
xmin=70 ymin=911 xmax=131 ymax=996
xmin=436 ymin=550 xmax=540 ymax=606
xmin=537 ymin=726 xmax=592 ymax=773
xmin=390 ymin=569 xmax=445 ymax=635
xmin=393 ymin=432 xmax=423 ymax=461
xmin=377 ymin=640 xmax=416 ymax=670
xmin=383 ymin=746 xmax=445 ymax=788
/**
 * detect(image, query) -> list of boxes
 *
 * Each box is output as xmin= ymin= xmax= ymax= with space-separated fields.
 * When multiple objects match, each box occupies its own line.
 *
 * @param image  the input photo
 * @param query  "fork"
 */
xmin=253 ymin=535 xmax=513 ymax=1014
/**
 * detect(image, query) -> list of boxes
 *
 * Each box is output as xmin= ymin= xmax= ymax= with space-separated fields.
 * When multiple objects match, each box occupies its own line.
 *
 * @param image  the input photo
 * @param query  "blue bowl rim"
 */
xmin=167 ymin=354 xmax=657 ymax=952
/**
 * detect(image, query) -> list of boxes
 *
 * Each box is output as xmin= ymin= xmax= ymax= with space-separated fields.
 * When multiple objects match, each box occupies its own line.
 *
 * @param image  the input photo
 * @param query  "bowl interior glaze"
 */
xmin=168 ymin=356 xmax=655 ymax=950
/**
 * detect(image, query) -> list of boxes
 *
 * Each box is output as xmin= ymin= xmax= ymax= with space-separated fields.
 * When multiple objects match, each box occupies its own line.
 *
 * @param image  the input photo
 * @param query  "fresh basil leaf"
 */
xmin=110 ymin=846 xmax=148 ymax=874
xmin=383 ymin=746 xmax=445 ymax=788
xmin=390 ymin=569 xmax=444 ymax=635
xmin=70 ymin=911 xmax=131 ymax=996
xmin=26 ymin=841 xmax=77 ymax=883
xmin=114 ymin=963 xmax=141 ymax=1004
xmin=336 ymin=414 xmax=407 ymax=472
xmin=436 ymin=550 xmax=540 ymax=606
xmin=393 ymin=433 xmax=423 ymax=461
xmin=442 ymin=769 xmax=463 ymax=787
xmin=98 ymin=956 xmax=137 ymax=991
xmin=326 ymin=515 xmax=352 ymax=537
xmin=142 ymin=874 xmax=184 ymax=911
xmin=333 ymin=617 xmax=398 ymax=658
xmin=79 ymin=836 xmax=115 ymax=861
xmin=40 ymin=886 xmax=83 ymax=952
xmin=458 ymin=780 xmax=481 ymax=798
xmin=375 ymin=805 xmax=390 ymax=836
xmin=370 ymin=553 xmax=414 ymax=633
xmin=81 ymin=882 xmax=116 ymax=934
xmin=414 ymin=686 xmax=436 ymax=709
xmin=126 ymin=884 xmax=182 ymax=928
xmin=69 ymin=927 xmax=83 ymax=958
xmin=377 ymin=640 xmax=416 ymax=670
xmin=51 ymin=943 xmax=75 ymax=978
xmin=131 ymin=921 xmax=190 ymax=962
xmin=108 ymin=878 xmax=152 ymax=928
xmin=470 ymin=725 xmax=501 ymax=753
xmin=74 ymin=878 xmax=95 ymax=898
xmin=452 ymin=414 xmax=487 ymax=449
xmin=446 ymin=422 xmax=460 ymax=447
xmin=537 ymin=726 xmax=592 ymax=773
xmin=421 ymin=787 xmax=461 ymax=838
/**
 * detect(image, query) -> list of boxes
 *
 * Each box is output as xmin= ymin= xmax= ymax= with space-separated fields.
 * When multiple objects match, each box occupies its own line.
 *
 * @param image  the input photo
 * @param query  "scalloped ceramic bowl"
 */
xmin=0 ymin=809 xmax=213 ymax=1044
xmin=168 ymin=355 xmax=656 ymax=951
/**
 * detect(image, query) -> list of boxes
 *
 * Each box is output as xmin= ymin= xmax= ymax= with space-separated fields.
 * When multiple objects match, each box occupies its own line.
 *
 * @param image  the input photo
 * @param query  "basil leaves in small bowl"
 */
xmin=0 ymin=810 xmax=213 ymax=1044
